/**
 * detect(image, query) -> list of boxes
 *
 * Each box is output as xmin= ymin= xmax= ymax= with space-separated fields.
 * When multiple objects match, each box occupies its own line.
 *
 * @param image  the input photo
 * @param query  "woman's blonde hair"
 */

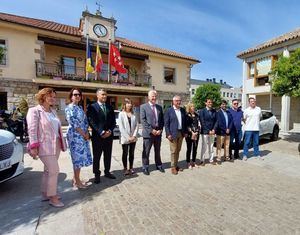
xmin=185 ymin=102 xmax=195 ymax=113
xmin=35 ymin=87 xmax=56 ymax=105
xmin=122 ymin=98 xmax=134 ymax=113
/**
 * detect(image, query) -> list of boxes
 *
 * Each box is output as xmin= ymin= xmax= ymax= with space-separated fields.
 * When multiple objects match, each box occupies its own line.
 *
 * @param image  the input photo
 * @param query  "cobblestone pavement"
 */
xmin=1 ymin=137 xmax=300 ymax=235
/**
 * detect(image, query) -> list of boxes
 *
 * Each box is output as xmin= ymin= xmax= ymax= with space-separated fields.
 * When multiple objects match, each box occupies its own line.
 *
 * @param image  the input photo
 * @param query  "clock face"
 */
xmin=93 ymin=24 xmax=108 ymax=37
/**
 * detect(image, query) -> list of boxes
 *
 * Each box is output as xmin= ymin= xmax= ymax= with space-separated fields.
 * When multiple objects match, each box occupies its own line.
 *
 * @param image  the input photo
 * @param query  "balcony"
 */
xmin=35 ymin=61 xmax=151 ymax=87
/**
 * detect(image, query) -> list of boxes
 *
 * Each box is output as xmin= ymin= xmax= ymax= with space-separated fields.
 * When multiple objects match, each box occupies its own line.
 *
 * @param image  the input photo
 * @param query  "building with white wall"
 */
xmin=237 ymin=28 xmax=300 ymax=132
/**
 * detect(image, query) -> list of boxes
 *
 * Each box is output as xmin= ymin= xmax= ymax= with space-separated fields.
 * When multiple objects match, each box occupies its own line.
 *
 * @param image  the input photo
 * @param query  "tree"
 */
xmin=192 ymin=83 xmax=222 ymax=110
xmin=270 ymin=48 xmax=300 ymax=97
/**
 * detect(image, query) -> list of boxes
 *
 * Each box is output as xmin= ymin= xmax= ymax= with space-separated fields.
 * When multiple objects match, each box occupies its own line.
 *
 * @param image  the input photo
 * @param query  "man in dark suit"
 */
xmin=215 ymin=100 xmax=233 ymax=163
xmin=140 ymin=90 xmax=164 ymax=175
xmin=199 ymin=98 xmax=217 ymax=165
xmin=87 ymin=88 xmax=116 ymax=184
xmin=164 ymin=95 xmax=188 ymax=175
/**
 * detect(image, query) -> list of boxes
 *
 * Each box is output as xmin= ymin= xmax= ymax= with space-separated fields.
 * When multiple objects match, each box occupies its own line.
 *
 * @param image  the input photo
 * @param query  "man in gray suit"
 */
xmin=140 ymin=90 xmax=165 ymax=175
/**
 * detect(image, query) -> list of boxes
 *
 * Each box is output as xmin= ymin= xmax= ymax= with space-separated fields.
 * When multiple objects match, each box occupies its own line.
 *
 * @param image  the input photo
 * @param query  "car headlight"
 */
xmin=14 ymin=138 xmax=19 ymax=145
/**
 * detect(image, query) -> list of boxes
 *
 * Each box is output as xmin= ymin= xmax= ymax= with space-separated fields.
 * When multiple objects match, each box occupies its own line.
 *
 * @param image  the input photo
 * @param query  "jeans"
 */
xmin=243 ymin=131 xmax=260 ymax=157
xmin=229 ymin=130 xmax=243 ymax=158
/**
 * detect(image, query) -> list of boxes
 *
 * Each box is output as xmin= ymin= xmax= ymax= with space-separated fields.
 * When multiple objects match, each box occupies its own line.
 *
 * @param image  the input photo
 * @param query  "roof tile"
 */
xmin=237 ymin=28 xmax=300 ymax=58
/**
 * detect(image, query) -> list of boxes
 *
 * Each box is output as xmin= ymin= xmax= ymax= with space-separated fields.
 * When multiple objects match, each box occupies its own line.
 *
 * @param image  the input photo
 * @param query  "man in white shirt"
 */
xmin=164 ymin=95 xmax=188 ymax=175
xmin=243 ymin=97 xmax=262 ymax=160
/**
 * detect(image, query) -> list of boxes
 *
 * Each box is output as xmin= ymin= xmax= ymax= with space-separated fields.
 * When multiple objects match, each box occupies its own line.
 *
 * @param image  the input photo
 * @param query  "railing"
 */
xmin=35 ymin=61 xmax=151 ymax=87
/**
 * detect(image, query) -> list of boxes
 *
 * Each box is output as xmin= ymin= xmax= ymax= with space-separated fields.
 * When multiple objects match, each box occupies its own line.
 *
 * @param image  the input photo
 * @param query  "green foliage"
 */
xmin=192 ymin=83 xmax=222 ymax=110
xmin=270 ymin=48 xmax=300 ymax=97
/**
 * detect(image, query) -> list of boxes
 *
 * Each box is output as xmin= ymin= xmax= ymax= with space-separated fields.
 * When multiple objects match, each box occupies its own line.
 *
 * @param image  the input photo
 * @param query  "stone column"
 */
xmin=281 ymin=47 xmax=290 ymax=133
xmin=281 ymin=95 xmax=290 ymax=133
xmin=242 ymin=60 xmax=248 ymax=109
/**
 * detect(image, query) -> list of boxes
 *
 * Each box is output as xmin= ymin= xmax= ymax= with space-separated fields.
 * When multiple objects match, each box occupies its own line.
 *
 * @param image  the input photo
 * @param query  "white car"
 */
xmin=259 ymin=110 xmax=280 ymax=140
xmin=113 ymin=110 xmax=120 ymax=138
xmin=0 ymin=129 xmax=24 ymax=183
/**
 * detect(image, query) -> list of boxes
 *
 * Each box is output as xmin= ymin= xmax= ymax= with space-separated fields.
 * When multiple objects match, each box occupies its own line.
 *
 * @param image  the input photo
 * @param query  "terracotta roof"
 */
xmin=0 ymin=12 xmax=81 ymax=36
xmin=237 ymin=28 xmax=300 ymax=58
xmin=0 ymin=12 xmax=199 ymax=62
xmin=116 ymin=37 xmax=200 ymax=63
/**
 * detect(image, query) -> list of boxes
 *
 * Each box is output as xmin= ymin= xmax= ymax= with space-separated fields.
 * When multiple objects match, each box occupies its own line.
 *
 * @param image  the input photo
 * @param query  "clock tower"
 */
xmin=80 ymin=9 xmax=117 ymax=44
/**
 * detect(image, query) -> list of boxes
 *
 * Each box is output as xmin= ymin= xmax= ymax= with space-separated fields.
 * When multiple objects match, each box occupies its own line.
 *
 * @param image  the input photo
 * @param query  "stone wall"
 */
xmin=0 ymin=77 xmax=38 ymax=111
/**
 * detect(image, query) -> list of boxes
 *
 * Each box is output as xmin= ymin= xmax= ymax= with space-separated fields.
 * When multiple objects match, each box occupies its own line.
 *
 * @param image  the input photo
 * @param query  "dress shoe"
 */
xmin=143 ymin=168 xmax=150 ymax=175
xmin=171 ymin=167 xmax=178 ymax=175
xmin=49 ymin=200 xmax=64 ymax=208
xmin=94 ymin=175 xmax=101 ymax=184
xmin=176 ymin=166 xmax=183 ymax=172
xmin=156 ymin=166 xmax=165 ymax=173
xmin=105 ymin=173 xmax=116 ymax=179
xmin=200 ymin=161 xmax=206 ymax=167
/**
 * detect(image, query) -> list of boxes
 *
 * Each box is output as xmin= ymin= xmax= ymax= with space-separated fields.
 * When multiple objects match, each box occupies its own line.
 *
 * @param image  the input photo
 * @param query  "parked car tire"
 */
xmin=271 ymin=125 xmax=279 ymax=141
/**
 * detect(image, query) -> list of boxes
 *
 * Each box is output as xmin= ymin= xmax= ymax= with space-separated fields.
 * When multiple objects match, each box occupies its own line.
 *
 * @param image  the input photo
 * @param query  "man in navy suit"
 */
xmin=199 ymin=98 xmax=217 ymax=165
xmin=87 ymin=88 xmax=116 ymax=184
xmin=164 ymin=95 xmax=188 ymax=175
xmin=215 ymin=100 xmax=233 ymax=163
xmin=140 ymin=90 xmax=164 ymax=175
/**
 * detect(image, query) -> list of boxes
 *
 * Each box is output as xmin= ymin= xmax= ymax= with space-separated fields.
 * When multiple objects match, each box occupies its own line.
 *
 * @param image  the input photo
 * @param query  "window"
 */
xmin=223 ymin=92 xmax=225 ymax=97
xmin=192 ymin=89 xmax=195 ymax=95
xmin=248 ymin=62 xmax=255 ymax=79
xmin=0 ymin=40 xmax=7 ymax=65
xmin=227 ymin=92 xmax=229 ymax=97
xmin=256 ymin=57 xmax=272 ymax=76
xmin=0 ymin=92 xmax=7 ymax=110
xmin=230 ymin=93 xmax=233 ymax=98
xmin=63 ymin=57 xmax=76 ymax=75
xmin=164 ymin=67 xmax=175 ymax=83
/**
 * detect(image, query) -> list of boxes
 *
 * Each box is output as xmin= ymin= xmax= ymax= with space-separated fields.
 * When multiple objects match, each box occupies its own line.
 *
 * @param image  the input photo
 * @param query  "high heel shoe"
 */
xmin=49 ymin=200 xmax=64 ymax=208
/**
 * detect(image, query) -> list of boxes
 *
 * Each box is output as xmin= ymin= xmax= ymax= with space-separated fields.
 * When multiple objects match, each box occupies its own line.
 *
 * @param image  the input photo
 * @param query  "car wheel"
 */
xmin=271 ymin=125 xmax=279 ymax=141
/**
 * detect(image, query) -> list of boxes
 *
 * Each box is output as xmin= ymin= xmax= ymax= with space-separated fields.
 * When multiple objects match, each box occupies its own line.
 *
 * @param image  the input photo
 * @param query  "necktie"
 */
xmin=101 ymin=104 xmax=107 ymax=118
xmin=152 ymin=105 xmax=157 ymax=127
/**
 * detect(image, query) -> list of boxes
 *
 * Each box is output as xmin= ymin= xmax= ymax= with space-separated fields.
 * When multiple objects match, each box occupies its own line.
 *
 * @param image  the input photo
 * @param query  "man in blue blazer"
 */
xmin=199 ymin=98 xmax=217 ymax=165
xmin=140 ymin=90 xmax=164 ymax=175
xmin=164 ymin=95 xmax=188 ymax=175
xmin=215 ymin=100 xmax=233 ymax=163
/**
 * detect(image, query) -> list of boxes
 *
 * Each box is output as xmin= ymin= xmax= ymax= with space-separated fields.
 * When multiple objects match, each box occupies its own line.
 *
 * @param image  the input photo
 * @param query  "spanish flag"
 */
xmin=95 ymin=42 xmax=103 ymax=73
xmin=86 ymin=41 xmax=94 ymax=73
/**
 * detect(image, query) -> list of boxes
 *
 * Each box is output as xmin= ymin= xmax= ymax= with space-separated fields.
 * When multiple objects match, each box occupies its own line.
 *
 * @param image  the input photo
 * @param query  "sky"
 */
xmin=1 ymin=0 xmax=300 ymax=86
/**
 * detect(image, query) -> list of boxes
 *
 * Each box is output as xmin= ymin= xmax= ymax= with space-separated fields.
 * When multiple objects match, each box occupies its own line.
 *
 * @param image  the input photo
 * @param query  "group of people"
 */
xmin=27 ymin=87 xmax=262 ymax=208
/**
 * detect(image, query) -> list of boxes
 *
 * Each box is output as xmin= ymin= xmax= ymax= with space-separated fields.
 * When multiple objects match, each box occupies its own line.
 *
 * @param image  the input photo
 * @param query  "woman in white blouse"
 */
xmin=119 ymin=98 xmax=139 ymax=175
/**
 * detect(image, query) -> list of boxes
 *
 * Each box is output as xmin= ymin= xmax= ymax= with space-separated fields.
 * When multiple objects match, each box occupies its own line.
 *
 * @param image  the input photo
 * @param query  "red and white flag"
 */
xmin=109 ymin=44 xmax=127 ymax=74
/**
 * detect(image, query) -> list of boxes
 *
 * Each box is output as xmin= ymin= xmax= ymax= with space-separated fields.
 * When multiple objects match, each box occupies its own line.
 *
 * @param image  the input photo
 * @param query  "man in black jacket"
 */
xmin=87 ymin=88 xmax=116 ymax=184
xmin=199 ymin=98 xmax=217 ymax=165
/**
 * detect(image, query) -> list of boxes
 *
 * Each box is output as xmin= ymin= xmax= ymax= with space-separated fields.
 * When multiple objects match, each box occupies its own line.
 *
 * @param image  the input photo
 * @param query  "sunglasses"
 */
xmin=233 ymin=103 xmax=238 ymax=105
xmin=73 ymin=93 xmax=82 ymax=97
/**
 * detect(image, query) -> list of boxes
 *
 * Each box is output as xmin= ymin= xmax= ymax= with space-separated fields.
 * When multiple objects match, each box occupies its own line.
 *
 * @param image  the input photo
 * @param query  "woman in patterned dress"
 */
xmin=65 ymin=88 xmax=92 ymax=189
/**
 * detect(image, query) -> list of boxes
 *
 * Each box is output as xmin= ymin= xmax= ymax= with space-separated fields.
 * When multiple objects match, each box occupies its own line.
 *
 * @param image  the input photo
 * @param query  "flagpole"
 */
xmin=85 ymin=34 xmax=89 ymax=81
xmin=108 ymin=39 xmax=111 ymax=83
xmin=95 ymin=38 xmax=99 ymax=81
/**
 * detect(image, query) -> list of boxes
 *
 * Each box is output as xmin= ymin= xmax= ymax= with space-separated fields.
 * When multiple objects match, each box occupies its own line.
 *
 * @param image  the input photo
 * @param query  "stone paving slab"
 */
xmin=1 ymin=137 xmax=300 ymax=235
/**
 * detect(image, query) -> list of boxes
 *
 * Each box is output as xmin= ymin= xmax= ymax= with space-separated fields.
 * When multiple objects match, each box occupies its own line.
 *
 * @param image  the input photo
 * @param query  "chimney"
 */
xmin=213 ymin=78 xmax=216 ymax=83
xmin=220 ymin=79 xmax=223 ymax=84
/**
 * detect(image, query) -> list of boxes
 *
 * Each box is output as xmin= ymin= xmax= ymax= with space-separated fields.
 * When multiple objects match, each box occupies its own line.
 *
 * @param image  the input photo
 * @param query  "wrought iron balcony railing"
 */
xmin=35 ymin=61 xmax=151 ymax=87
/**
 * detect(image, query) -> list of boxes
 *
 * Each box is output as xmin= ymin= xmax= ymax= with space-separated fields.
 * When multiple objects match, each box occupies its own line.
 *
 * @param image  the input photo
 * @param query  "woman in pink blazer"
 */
xmin=27 ymin=88 xmax=66 ymax=208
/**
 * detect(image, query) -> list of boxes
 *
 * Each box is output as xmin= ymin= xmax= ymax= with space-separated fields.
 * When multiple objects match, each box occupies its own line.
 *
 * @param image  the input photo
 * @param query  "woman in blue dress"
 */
xmin=65 ymin=88 xmax=92 ymax=189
